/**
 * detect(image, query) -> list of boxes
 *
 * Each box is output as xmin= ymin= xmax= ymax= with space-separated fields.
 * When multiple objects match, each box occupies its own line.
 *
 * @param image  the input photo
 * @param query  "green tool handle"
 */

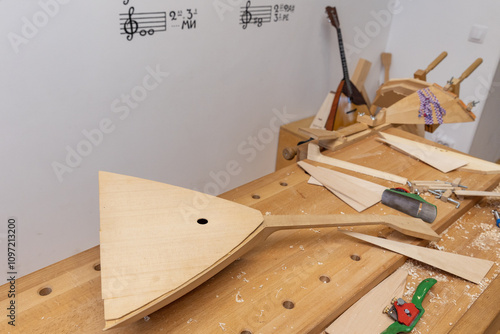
xmin=412 ymin=278 xmax=437 ymax=309
xmin=381 ymin=278 xmax=437 ymax=334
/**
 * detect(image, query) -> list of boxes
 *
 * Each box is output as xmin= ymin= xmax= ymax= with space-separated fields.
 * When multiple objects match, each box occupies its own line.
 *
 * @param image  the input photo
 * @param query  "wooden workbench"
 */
xmin=1 ymin=127 xmax=499 ymax=334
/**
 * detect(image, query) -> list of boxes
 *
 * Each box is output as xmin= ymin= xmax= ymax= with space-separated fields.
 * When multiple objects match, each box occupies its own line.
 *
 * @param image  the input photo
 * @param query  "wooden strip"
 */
xmin=319 ymin=123 xmax=391 ymax=152
xmin=307 ymin=143 xmax=407 ymax=185
xmin=377 ymin=135 xmax=468 ymax=173
xmin=298 ymin=161 xmax=384 ymax=212
xmin=307 ymin=175 xmax=368 ymax=212
xmin=379 ymin=132 xmax=500 ymax=174
xmin=263 ymin=215 xmax=440 ymax=241
xmin=324 ymin=267 xmax=407 ymax=334
xmin=299 ymin=128 xmax=341 ymax=140
xmin=454 ymin=190 xmax=500 ymax=197
xmin=342 ymin=231 xmax=494 ymax=284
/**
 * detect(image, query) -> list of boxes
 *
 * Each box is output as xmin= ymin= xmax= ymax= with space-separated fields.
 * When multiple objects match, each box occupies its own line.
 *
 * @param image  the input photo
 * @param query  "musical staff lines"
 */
xmin=240 ymin=1 xmax=295 ymax=29
xmin=240 ymin=1 xmax=272 ymax=29
xmin=120 ymin=7 xmax=166 ymax=41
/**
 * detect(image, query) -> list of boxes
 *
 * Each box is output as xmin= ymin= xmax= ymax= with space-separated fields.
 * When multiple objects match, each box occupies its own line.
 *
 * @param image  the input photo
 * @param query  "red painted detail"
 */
xmin=393 ymin=301 xmax=419 ymax=326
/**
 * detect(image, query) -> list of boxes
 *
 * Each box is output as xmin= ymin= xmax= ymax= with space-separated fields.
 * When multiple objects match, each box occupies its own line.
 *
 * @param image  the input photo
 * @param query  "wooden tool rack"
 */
xmin=1 ymin=127 xmax=499 ymax=333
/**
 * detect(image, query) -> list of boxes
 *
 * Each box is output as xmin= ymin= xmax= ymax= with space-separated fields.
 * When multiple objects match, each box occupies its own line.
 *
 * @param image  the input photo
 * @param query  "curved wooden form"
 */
xmin=99 ymin=171 xmax=439 ymax=329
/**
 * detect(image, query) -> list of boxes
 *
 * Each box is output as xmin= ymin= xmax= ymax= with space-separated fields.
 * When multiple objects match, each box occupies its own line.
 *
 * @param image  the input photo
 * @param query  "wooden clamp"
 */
xmin=414 ymin=51 xmax=448 ymax=81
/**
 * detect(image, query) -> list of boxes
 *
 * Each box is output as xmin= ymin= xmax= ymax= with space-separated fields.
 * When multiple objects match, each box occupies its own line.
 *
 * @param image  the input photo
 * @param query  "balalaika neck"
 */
xmin=336 ymin=28 xmax=353 ymax=97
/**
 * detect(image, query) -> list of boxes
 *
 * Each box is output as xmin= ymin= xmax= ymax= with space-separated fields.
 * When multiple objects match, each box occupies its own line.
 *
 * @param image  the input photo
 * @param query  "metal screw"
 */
xmin=444 ymin=181 xmax=468 ymax=189
xmin=448 ymin=198 xmax=461 ymax=209
xmin=428 ymin=190 xmax=442 ymax=198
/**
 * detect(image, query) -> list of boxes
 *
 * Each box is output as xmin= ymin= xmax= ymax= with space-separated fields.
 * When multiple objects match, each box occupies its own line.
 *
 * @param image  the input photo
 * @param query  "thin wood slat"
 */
xmin=307 ymin=143 xmax=407 ymax=185
xmin=379 ymin=132 xmax=500 ymax=174
xmin=342 ymin=231 xmax=494 ymax=284
xmin=377 ymin=133 xmax=468 ymax=173
xmin=298 ymin=161 xmax=385 ymax=212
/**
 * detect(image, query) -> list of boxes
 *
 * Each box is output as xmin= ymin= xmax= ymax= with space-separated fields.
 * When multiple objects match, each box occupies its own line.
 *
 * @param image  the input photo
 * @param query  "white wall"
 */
xmin=1 ymin=0 xmax=394 ymax=277
xmin=385 ymin=0 xmax=500 ymax=153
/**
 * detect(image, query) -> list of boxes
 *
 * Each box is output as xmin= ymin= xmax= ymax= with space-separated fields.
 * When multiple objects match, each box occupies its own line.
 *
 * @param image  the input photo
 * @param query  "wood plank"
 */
xmin=298 ymin=161 xmax=385 ymax=212
xmin=377 ymin=133 xmax=468 ymax=173
xmin=379 ymin=132 xmax=500 ymax=174
xmin=454 ymin=190 xmax=500 ymax=197
xmin=307 ymin=143 xmax=408 ymax=185
xmin=299 ymin=128 xmax=341 ymax=140
xmin=342 ymin=231 xmax=494 ymax=284
xmin=324 ymin=267 xmax=407 ymax=334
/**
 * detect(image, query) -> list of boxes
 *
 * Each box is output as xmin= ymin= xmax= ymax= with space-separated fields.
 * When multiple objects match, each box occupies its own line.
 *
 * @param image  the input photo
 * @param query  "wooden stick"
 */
xmin=299 ymin=122 xmax=368 ymax=141
xmin=342 ymin=231 xmax=493 ymax=284
xmin=264 ymin=215 xmax=439 ymax=242
xmin=414 ymin=51 xmax=447 ymax=81
xmin=306 ymin=143 xmax=407 ymax=185
xmin=381 ymin=52 xmax=392 ymax=83
xmin=454 ymin=190 xmax=500 ymax=198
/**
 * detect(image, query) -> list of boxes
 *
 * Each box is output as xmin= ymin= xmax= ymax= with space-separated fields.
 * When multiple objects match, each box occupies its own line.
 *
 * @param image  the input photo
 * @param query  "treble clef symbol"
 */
xmin=241 ymin=1 xmax=252 ymax=29
xmin=124 ymin=6 xmax=139 ymax=41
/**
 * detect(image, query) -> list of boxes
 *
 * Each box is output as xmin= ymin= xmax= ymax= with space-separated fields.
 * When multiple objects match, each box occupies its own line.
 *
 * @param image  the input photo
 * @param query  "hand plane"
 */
xmin=382 ymin=278 xmax=437 ymax=334
xmin=382 ymin=188 xmax=437 ymax=223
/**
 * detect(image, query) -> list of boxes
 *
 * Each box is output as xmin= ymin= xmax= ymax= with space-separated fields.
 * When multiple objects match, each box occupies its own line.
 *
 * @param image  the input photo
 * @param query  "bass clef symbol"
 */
xmin=124 ymin=6 xmax=139 ymax=41
xmin=241 ymin=1 xmax=252 ymax=29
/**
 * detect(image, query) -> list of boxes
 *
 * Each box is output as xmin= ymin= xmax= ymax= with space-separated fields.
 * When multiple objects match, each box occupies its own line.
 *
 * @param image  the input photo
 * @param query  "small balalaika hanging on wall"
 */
xmin=325 ymin=6 xmax=370 ymax=131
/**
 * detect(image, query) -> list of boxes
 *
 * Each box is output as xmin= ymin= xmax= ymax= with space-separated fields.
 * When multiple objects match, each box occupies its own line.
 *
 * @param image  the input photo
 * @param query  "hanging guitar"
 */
xmin=325 ymin=6 xmax=370 ymax=130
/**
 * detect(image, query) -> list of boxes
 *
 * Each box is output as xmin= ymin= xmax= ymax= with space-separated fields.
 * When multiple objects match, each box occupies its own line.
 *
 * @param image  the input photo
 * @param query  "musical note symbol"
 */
xmin=241 ymin=1 xmax=252 ymax=29
xmin=123 ymin=6 xmax=139 ymax=41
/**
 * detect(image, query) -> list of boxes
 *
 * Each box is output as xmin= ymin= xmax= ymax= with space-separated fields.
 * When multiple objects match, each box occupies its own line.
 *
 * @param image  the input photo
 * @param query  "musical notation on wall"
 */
xmin=120 ymin=7 xmax=166 ymax=41
xmin=240 ymin=1 xmax=295 ymax=29
xmin=119 ymin=6 xmax=197 ymax=41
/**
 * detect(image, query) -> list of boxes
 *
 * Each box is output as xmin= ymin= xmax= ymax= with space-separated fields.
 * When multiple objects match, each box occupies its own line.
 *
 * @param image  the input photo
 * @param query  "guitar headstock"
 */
xmin=325 ymin=6 xmax=340 ymax=30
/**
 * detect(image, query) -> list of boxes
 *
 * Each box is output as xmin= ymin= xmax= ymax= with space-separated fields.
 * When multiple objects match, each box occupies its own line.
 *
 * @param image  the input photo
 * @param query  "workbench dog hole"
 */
xmin=252 ymin=194 xmax=261 ymax=199
xmin=240 ymin=331 xmax=252 ymax=334
xmin=319 ymin=275 xmax=331 ymax=283
xmin=197 ymin=218 xmax=208 ymax=225
xmin=38 ymin=287 xmax=52 ymax=296
xmin=350 ymin=254 xmax=361 ymax=261
xmin=282 ymin=300 xmax=295 ymax=309
xmin=93 ymin=263 xmax=101 ymax=271
xmin=280 ymin=182 xmax=288 ymax=186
